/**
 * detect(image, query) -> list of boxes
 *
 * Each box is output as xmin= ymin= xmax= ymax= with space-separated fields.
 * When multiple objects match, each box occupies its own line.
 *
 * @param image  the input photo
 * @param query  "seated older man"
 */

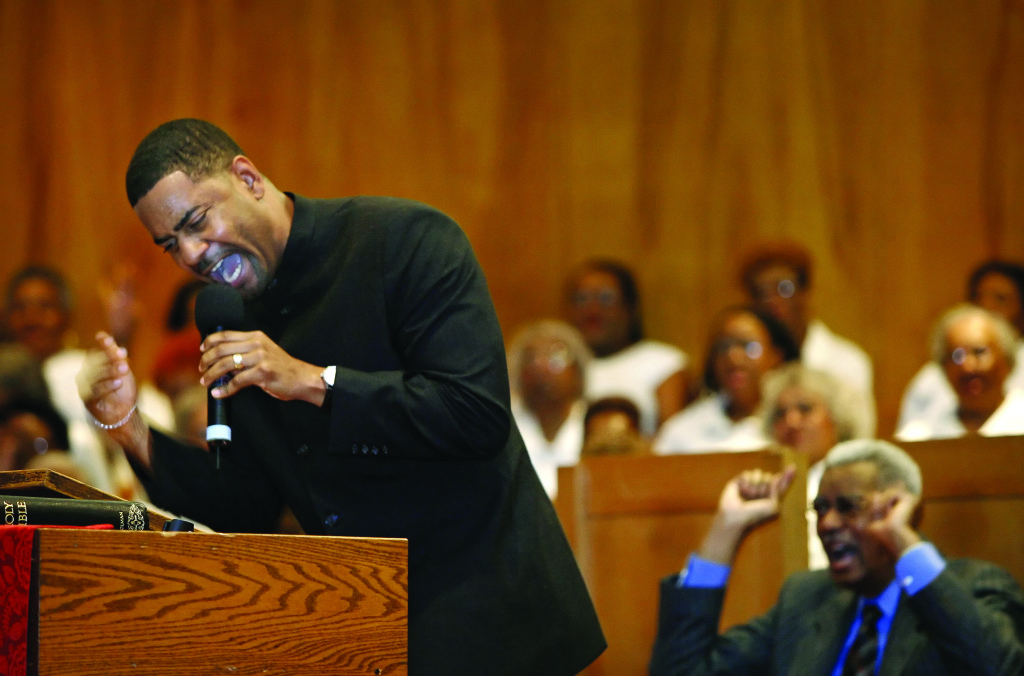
xmin=649 ymin=439 xmax=1024 ymax=675
xmin=897 ymin=303 xmax=1024 ymax=441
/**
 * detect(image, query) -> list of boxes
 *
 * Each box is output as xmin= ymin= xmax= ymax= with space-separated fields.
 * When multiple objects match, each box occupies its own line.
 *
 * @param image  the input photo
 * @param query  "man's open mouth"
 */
xmin=209 ymin=253 xmax=244 ymax=286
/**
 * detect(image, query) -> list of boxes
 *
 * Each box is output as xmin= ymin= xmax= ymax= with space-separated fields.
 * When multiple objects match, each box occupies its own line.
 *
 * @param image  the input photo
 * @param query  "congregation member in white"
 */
xmin=738 ymin=242 xmax=875 ymax=435
xmin=898 ymin=259 xmax=1024 ymax=430
xmin=507 ymin=319 xmax=591 ymax=498
xmin=564 ymin=259 xmax=690 ymax=436
xmin=655 ymin=306 xmax=799 ymax=453
xmin=760 ymin=363 xmax=873 ymax=570
xmin=897 ymin=303 xmax=1024 ymax=441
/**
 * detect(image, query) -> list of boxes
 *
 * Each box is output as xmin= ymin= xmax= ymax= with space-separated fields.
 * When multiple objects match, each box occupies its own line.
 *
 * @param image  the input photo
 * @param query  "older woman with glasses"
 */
xmin=654 ymin=306 xmax=800 ymax=453
xmin=507 ymin=319 xmax=593 ymax=499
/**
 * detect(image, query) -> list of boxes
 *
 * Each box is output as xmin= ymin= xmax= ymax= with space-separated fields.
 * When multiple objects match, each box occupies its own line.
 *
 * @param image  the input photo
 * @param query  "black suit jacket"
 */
xmin=139 ymin=195 xmax=605 ymax=674
xmin=650 ymin=559 xmax=1024 ymax=675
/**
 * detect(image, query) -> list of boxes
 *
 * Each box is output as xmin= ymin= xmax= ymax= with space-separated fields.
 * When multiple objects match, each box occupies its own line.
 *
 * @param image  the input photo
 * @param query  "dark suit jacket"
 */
xmin=650 ymin=559 xmax=1024 ymax=675
xmin=138 ymin=195 xmax=605 ymax=674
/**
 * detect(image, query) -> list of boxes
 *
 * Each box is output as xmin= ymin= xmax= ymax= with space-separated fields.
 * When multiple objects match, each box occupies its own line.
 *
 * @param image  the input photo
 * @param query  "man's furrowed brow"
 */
xmin=152 ymin=204 xmax=202 ymax=246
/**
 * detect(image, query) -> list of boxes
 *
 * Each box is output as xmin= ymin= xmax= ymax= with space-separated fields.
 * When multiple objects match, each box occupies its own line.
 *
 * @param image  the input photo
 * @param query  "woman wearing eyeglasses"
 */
xmin=654 ymin=305 xmax=799 ymax=453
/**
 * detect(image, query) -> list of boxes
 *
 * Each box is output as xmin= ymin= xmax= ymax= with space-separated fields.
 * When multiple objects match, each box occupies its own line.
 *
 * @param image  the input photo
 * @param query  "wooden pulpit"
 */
xmin=0 ymin=470 xmax=408 ymax=676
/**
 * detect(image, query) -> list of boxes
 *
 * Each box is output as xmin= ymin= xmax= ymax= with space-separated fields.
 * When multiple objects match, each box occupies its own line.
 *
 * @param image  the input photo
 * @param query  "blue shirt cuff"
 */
xmin=895 ymin=542 xmax=946 ymax=595
xmin=678 ymin=553 xmax=731 ymax=588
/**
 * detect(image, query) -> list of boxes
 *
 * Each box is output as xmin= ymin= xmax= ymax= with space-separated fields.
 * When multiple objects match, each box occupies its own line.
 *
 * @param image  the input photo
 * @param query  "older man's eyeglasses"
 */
xmin=810 ymin=495 xmax=867 ymax=520
xmin=948 ymin=345 xmax=993 ymax=366
xmin=753 ymin=279 xmax=798 ymax=301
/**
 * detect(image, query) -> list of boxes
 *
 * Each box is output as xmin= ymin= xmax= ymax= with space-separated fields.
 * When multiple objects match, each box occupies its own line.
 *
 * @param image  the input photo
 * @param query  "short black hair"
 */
xmin=967 ymin=259 xmax=1024 ymax=304
xmin=0 ymin=397 xmax=70 ymax=452
xmin=126 ymin=119 xmax=244 ymax=207
xmin=566 ymin=259 xmax=644 ymax=343
xmin=702 ymin=305 xmax=801 ymax=392
xmin=5 ymin=265 xmax=73 ymax=315
xmin=583 ymin=396 xmax=641 ymax=439
xmin=738 ymin=242 xmax=813 ymax=294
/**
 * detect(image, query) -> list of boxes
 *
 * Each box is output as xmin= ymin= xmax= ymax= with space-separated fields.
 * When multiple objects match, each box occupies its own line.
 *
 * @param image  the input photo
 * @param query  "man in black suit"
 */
xmin=77 ymin=119 xmax=605 ymax=674
xmin=649 ymin=439 xmax=1024 ymax=675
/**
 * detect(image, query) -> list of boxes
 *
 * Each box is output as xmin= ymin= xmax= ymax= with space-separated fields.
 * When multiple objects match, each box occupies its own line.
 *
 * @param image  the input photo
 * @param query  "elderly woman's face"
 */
xmin=770 ymin=385 xmax=837 ymax=464
xmin=519 ymin=336 xmax=581 ymax=408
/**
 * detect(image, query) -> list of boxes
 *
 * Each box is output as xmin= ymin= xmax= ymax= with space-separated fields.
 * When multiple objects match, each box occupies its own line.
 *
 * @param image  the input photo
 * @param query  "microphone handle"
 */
xmin=207 ymin=380 xmax=231 ymax=470
xmin=205 ymin=324 xmax=233 ymax=470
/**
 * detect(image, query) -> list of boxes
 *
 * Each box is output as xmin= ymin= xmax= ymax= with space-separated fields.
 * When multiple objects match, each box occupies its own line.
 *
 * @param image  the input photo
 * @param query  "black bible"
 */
xmin=1 ymin=494 xmax=149 ymax=530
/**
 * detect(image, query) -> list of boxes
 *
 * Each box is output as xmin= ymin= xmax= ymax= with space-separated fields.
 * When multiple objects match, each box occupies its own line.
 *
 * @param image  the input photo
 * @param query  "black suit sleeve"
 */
xmin=328 ymin=207 xmax=513 ymax=461
xmin=649 ymin=575 xmax=776 ymax=675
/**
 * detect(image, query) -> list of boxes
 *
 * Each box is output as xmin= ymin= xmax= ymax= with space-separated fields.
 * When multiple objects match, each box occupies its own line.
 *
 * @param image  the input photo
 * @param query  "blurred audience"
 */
xmin=3 ymin=265 xmax=170 ymax=495
xmin=152 ymin=280 xmax=205 ymax=403
xmin=739 ymin=243 xmax=875 ymax=434
xmin=897 ymin=304 xmax=1024 ymax=440
xmin=0 ymin=343 xmax=51 ymax=407
xmin=0 ymin=397 xmax=86 ymax=482
xmin=898 ymin=260 xmax=1024 ymax=430
xmin=581 ymin=396 xmax=650 ymax=458
xmin=760 ymin=363 xmax=873 ymax=569
xmin=508 ymin=319 xmax=592 ymax=498
xmin=655 ymin=306 xmax=799 ymax=453
xmin=565 ymin=259 xmax=690 ymax=436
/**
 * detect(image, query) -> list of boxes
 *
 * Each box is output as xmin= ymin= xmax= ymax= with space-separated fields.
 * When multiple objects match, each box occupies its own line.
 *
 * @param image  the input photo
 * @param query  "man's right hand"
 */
xmin=76 ymin=331 xmax=152 ymax=469
xmin=697 ymin=466 xmax=796 ymax=565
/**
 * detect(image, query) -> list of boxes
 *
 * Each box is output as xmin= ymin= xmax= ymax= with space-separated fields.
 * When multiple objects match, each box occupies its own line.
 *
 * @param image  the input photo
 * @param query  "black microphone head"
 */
xmin=194 ymin=284 xmax=245 ymax=338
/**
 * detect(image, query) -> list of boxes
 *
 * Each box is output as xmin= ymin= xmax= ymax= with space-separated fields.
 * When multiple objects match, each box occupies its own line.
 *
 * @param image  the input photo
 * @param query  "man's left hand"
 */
xmin=200 ymin=330 xmax=327 ymax=406
xmin=865 ymin=487 xmax=922 ymax=558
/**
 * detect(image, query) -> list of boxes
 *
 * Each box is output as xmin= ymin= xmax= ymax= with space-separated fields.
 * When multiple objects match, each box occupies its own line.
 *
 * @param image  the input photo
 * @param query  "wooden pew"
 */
xmin=898 ymin=434 xmax=1024 ymax=584
xmin=555 ymin=449 xmax=808 ymax=676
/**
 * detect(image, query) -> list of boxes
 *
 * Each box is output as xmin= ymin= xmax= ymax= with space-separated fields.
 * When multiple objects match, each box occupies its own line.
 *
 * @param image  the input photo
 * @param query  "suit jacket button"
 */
xmin=372 ymin=446 xmax=379 ymax=455
xmin=296 ymin=444 xmax=309 ymax=456
xmin=280 ymin=306 xmax=291 ymax=315
xmin=361 ymin=445 xmax=369 ymax=454
xmin=324 ymin=513 xmax=339 ymax=528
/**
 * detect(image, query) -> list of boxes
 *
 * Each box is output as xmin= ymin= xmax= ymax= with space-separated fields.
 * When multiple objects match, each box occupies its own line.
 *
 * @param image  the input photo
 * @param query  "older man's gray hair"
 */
xmin=929 ymin=303 xmax=1018 ymax=370
xmin=506 ymin=319 xmax=593 ymax=400
xmin=823 ymin=439 xmax=922 ymax=496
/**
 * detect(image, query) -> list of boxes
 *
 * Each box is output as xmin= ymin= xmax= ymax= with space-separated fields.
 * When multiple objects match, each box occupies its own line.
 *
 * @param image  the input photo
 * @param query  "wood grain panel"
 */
xmin=900 ymin=434 xmax=1024 ymax=584
xmin=34 ymin=530 xmax=408 ymax=676
xmin=1 ymin=0 xmax=1023 ymax=453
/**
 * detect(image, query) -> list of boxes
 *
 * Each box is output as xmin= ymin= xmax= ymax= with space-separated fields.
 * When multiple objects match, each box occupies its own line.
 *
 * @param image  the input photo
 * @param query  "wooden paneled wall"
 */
xmin=1 ymin=0 xmax=1023 ymax=435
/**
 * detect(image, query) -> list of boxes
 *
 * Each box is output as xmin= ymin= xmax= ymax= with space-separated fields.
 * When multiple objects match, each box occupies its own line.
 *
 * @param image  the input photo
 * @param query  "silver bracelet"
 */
xmin=88 ymin=404 xmax=138 ymax=430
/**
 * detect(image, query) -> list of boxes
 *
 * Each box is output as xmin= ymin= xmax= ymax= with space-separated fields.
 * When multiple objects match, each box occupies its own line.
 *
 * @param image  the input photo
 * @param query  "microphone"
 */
xmin=194 ymin=284 xmax=245 ymax=469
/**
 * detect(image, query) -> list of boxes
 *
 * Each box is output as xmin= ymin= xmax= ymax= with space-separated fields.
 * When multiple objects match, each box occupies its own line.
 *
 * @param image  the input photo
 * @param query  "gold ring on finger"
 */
xmin=232 ymin=353 xmax=244 ymax=370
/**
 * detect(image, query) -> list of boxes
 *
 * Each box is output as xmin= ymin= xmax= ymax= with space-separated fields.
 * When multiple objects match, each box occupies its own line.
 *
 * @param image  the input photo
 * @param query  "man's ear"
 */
xmin=231 ymin=155 xmax=264 ymax=199
xmin=910 ymin=501 xmax=925 ymax=530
